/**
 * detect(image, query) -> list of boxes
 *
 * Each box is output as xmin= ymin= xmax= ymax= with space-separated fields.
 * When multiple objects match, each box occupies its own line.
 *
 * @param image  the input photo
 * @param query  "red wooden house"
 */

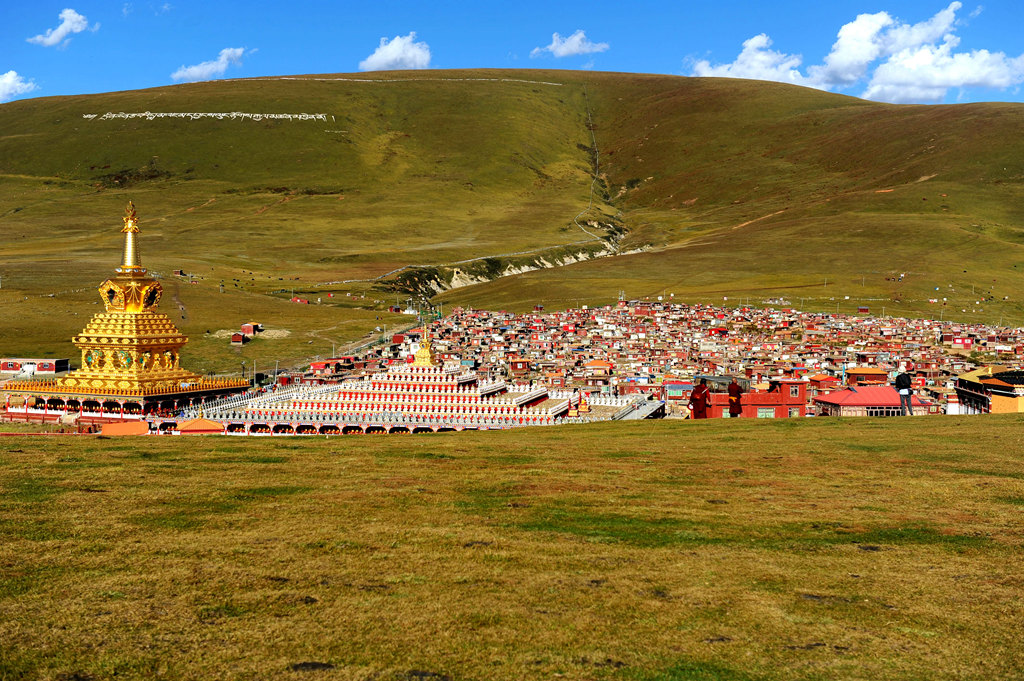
xmin=707 ymin=379 xmax=807 ymax=418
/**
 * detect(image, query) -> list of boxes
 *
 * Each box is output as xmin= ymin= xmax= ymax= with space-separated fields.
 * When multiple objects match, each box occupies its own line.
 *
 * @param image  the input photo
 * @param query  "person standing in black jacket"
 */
xmin=895 ymin=371 xmax=914 ymax=416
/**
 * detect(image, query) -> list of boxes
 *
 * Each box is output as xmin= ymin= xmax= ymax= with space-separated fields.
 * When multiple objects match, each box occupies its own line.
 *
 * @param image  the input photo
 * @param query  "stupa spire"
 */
xmin=118 ymin=201 xmax=144 ymax=273
xmin=412 ymin=333 xmax=437 ymax=367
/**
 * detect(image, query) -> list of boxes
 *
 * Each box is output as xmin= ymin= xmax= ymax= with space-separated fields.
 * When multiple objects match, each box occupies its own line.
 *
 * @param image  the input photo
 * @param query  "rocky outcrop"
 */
xmin=379 ymin=237 xmax=648 ymax=298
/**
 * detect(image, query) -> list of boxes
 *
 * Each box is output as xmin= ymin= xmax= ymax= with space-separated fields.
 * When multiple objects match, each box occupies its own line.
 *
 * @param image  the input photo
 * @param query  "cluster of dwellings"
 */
xmin=230 ymin=322 xmax=264 ymax=346
xmin=305 ymin=299 xmax=1023 ymax=418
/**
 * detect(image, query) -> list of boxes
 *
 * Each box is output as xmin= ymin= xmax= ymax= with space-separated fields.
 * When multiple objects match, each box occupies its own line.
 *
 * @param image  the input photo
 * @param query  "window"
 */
xmin=789 ymin=407 xmax=801 ymax=418
xmin=790 ymin=385 xmax=800 ymax=397
xmin=865 ymin=406 xmax=902 ymax=417
xmin=757 ymin=407 xmax=776 ymax=418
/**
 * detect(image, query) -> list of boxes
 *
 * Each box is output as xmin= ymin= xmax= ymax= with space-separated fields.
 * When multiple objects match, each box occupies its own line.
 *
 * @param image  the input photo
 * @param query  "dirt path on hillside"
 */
xmin=170 ymin=283 xmax=188 ymax=321
xmin=731 ymin=209 xmax=788 ymax=230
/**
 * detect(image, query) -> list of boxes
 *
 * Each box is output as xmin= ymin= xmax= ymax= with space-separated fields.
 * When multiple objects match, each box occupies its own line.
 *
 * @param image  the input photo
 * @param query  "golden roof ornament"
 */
xmin=118 ymin=201 xmax=144 ymax=273
xmin=99 ymin=202 xmax=162 ymax=313
xmin=122 ymin=201 xmax=139 ymax=233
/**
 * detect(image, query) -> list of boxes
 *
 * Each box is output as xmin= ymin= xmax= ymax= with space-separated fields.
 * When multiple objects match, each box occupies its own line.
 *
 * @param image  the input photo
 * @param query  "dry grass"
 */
xmin=2 ymin=415 xmax=1023 ymax=680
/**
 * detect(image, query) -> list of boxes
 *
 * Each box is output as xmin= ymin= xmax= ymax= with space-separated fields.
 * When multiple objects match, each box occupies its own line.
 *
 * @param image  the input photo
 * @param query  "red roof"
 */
xmin=177 ymin=418 xmax=226 ymax=434
xmin=814 ymin=385 xmax=927 ymax=407
xmin=100 ymin=421 xmax=150 ymax=436
xmin=845 ymin=367 xmax=889 ymax=375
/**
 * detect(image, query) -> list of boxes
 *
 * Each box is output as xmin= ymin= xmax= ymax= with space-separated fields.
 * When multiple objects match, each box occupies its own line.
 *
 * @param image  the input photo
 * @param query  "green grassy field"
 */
xmin=2 ymin=70 xmax=1024 ymax=372
xmin=2 ymin=416 xmax=1023 ymax=680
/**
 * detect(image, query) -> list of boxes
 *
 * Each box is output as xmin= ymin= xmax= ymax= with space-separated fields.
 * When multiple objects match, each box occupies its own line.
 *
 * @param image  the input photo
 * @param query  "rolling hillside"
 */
xmin=2 ymin=69 xmax=1023 ymax=370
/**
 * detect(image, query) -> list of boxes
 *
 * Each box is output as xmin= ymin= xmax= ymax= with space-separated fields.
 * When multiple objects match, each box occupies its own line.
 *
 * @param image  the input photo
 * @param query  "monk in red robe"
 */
xmin=688 ymin=378 xmax=711 ymax=419
xmin=728 ymin=377 xmax=743 ymax=417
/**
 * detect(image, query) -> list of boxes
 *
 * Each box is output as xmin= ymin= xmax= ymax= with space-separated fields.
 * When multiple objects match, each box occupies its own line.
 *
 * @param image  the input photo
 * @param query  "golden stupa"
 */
xmin=58 ymin=202 xmax=203 ymax=393
xmin=410 ymin=334 xmax=438 ymax=368
xmin=4 ymin=203 xmax=249 ymax=413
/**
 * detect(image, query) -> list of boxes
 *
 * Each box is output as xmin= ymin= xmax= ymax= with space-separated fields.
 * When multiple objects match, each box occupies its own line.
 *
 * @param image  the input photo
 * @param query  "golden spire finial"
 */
xmin=118 ymin=201 xmax=144 ymax=272
xmin=122 ymin=201 xmax=139 ymax=233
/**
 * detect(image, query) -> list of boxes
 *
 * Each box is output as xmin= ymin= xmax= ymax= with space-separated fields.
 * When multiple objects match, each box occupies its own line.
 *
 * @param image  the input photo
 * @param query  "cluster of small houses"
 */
xmin=299 ymin=299 xmax=1024 ymax=418
xmin=230 ymin=323 xmax=264 ymax=346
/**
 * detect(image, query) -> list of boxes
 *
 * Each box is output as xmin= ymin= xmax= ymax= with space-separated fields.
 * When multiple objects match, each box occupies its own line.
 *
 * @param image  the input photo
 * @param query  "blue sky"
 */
xmin=3 ymin=1 xmax=1023 ymax=104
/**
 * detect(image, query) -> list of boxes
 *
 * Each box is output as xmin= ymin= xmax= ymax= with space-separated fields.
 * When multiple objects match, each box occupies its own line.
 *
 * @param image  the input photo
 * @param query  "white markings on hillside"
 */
xmin=81 ymin=111 xmax=330 ymax=122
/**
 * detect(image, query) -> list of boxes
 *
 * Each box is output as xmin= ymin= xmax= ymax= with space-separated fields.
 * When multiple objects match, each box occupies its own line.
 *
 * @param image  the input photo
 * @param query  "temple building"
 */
xmin=3 ymin=203 xmax=249 ymax=422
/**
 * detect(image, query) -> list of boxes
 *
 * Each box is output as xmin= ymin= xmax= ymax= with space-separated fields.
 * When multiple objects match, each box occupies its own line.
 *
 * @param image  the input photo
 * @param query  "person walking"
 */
xmin=688 ymin=378 xmax=711 ymax=419
xmin=727 ymin=377 xmax=743 ymax=418
xmin=895 ymin=371 xmax=914 ymax=416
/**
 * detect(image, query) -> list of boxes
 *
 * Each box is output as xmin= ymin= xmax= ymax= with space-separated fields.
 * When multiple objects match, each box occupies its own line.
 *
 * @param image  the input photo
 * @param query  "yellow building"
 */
xmin=3 ymin=203 xmax=249 ymax=421
xmin=954 ymin=366 xmax=1024 ymax=414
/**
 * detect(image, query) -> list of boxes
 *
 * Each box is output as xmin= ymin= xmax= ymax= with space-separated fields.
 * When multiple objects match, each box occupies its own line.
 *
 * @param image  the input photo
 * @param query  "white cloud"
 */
xmin=531 ymin=30 xmax=609 ymax=58
xmin=359 ymin=33 xmax=431 ymax=71
xmin=808 ymin=11 xmax=894 ymax=86
xmin=171 ymin=47 xmax=245 ymax=82
xmin=689 ymin=1 xmax=1024 ymax=103
xmin=865 ymin=38 xmax=1024 ymax=102
xmin=882 ymin=1 xmax=960 ymax=53
xmin=0 ymin=71 xmax=37 ymax=102
xmin=27 ymin=8 xmax=96 ymax=48
xmin=691 ymin=34 xmax=811 ymax=85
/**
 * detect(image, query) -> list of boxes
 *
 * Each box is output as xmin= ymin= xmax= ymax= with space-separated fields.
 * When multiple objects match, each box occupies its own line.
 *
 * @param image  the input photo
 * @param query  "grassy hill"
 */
xmin=440 ymin=73 xmax=1024 ymax=319
xmin=2 ymin=416 xmax=1023 ymax=679
xmin=2 ymin=70 xmax=1024 ymax=370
